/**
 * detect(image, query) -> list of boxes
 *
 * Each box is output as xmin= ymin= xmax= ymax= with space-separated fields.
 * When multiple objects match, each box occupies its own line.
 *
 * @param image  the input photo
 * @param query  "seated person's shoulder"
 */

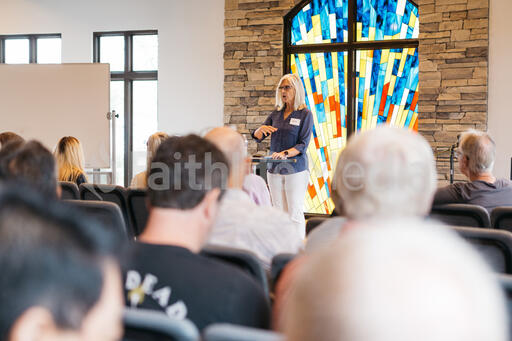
xmin=496 ymin=178 xmax=512 ymax=188
xmin=127 ymin=242 xmax=266 ymax=297
xmin=305 ymin=217 xmax=346 ymax=253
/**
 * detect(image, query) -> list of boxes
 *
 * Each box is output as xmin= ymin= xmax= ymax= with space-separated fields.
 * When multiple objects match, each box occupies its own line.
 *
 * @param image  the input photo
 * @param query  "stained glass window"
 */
xmin=285 ymin=0 xmax=419 ymax=214
xmin=291 ymin=0 xmax=348 ymax=45
xmin=357 ymin=0 xmax=419 ymax=41
xmin=356 ymin=47 xmax=419 ymax=131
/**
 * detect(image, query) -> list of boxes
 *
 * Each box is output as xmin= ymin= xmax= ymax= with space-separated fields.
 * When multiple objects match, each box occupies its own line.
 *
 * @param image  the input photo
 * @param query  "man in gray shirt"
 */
xmin=433 ymin=129 xmax=512 ymax=212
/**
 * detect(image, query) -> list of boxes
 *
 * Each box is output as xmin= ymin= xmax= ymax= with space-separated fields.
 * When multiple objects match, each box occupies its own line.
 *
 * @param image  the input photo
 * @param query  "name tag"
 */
xmin=290 ymin=118 xmax=301 ymax=126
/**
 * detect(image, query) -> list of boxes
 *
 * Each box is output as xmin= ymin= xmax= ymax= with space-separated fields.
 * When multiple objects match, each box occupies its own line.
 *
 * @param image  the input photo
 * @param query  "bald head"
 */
xmin=284 ymin=220 xmax=508 ymax=341
xmin=205 ymin=127 xmax=247 ymax=169
xmin=205 ymin=127 xmax=248 ymax=189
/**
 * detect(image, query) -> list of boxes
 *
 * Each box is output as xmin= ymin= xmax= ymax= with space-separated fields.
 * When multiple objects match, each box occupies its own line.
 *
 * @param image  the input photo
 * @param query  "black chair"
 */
xmin=202 ymin=324 xmax=283 ymax=341
xmin=452 ymin=226 xmax=512 ymax=274
xmin=123 ymin=308 xmax=199 ymax=341
xmin=127 ymin=189 xmax=149 ymax=236
xmin=306 ymin=217 xmax=327 ymax=236
xmin=64 ymin=200 xmax=131 ymax=240
xmin=201 ymin=245 xmax=269 ymax=297
xmin=270 ymin=253 xmax=295 ymax=291
xmin=492 ymin=207 xmax=512 ymax=234
xmin=429 ymin=204 xmax=490 ymax=228
xmin=79 ymin=184 xmax=135 ymax=238
xmin=59 ymin=181 xmax=79 ymax=200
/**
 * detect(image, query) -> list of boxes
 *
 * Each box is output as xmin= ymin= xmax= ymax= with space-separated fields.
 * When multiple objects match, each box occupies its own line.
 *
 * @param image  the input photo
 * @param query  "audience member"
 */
xmin=205 ymin=127 xmax=303 ymax=269
xmin=130 ymin=132 xmax=169 ymax=189
xmin=0 ymin=139 xmax=25 ymax=180
xmin=0 ymin=186 xmax=124 ymax=341
xmin=283 ymin=220 xmax=508 ymax=341
xmin=433 ymin=129 xmax=512 ymax=212
xmin=306 ymin=125 xmax=437 ymax=252
xmin=5 ymin=140 xmax=60 ymax=199
xmin=242 ymin=173 xmax=272 ymax=207
xmin=54 ymin=136 xmax=88 ymax=186
xmin=0 ymin=132 xmax=24 ymax=149
xmin=274 ymin=126 xmax=437 ymax=327
xmin=123 ymin=134 xmax=271 ymax=330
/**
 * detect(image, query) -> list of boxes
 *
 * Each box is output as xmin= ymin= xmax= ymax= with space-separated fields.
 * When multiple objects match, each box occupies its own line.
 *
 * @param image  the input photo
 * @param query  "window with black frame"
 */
xmin=93 ymin=31 xmax=158 ymax=187
xmin=0 ymin=34 xmax=61 ymax=64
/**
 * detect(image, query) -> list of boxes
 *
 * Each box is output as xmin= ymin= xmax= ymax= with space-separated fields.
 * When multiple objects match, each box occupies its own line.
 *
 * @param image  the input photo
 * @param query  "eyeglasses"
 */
xmin=279 ymin=85 xmax=293 ymax=91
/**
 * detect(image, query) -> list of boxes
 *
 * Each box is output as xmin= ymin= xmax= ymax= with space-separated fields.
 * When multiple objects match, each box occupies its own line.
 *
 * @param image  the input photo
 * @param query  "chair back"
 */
xmin=270 ymin=253 xmax=295 ymax=290
xmin=79 ymin=184 xmax=134 ymax=238
xmin=59 ymin=181 xmax=79 ymax=200
xmin=64 ymin=200 xmax=130 ymax=241
xmin=201 ymin=245 xmax=269 ymax=297
xmin=127 ymin=189 xmax=149 ymax=236
xmin=123 ymin=309 xmax=199 ymax=341
xmin=202 ymin=324 xmax=283 ymax=341
xmin=306 ymin=217 xmax=327 ymax=236
xmin=452 ymin=226 xmax=512 ymax=274
xmin=492 ymin=207 xmax=512 ymax=234
xmin=429 ymin=204 xmax=490 ymax=228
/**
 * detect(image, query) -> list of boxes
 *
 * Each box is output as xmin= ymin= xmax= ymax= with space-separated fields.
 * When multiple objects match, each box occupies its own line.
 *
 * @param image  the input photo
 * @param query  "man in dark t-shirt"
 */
xmin=122 ymin=135 xmax=270 ymax=330
xmin=433 ymin=130 xmax=512 ymax=212
xmin=125 ymin=243 xmax=270 ymax=330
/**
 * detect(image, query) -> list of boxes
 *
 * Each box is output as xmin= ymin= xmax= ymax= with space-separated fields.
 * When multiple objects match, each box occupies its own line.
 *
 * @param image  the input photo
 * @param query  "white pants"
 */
xmin=267 ymin=170 xmax=309 ymax=239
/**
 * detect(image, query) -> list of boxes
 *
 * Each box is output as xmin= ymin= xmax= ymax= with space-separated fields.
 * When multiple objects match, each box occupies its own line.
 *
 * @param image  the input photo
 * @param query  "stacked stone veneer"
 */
xmin=224 ymin=0 xmax=489 ymax=184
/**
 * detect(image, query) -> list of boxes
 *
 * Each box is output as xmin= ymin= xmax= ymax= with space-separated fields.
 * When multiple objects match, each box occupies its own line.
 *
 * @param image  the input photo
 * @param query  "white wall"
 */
xmin=0 ymin=0 xmax=225 ymax=136
xmin=488 ymin=0 xmax=512 ymax=179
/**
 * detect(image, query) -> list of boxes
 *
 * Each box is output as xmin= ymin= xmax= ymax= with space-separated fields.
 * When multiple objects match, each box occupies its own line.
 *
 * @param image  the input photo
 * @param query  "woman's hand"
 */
xmin=254 ymin=125 xmax=277 ymax=139
xmin=271 ymin=151 xmax=288 ymax=160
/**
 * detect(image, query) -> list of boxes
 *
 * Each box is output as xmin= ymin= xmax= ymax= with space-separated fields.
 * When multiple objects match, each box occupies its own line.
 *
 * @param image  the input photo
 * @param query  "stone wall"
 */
xmin=418 ymin=0 xmax=489 ymax=183
xmin=224 ymin=0 xmax=489 ymax=184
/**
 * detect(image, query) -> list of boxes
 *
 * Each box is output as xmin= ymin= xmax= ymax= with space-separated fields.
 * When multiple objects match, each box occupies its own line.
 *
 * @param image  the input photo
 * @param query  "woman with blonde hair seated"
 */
xmin=130 ymin=132 xmax=169 ymax=189
xmin=54 ymin=136 xmax=88 ymax=186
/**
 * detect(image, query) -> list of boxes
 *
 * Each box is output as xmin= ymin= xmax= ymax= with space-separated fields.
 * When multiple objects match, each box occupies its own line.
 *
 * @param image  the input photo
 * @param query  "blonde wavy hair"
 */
xmin=275 ymin=73 xmax=307 ymax=111
xmin=54 ymin=136 xmax=87 ymax=183
xmin=146 ymin=132 xmax=169 ymax=173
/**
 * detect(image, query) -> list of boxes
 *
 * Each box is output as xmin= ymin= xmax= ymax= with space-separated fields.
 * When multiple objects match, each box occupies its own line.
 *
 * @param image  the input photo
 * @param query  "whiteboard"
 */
xmin=0 ymin=63 xmax=111 ymax=168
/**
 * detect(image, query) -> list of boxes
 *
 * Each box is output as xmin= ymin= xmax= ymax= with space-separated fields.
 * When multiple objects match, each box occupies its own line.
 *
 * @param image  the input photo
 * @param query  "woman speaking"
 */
xmin=252 ymin=74 xmax=313 ymax=238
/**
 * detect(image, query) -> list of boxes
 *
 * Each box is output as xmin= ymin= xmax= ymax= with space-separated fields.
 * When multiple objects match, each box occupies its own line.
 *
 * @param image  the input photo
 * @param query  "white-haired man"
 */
xmin=205 ymin=127 xmax=303 ymax=270
xmin=273 ymin=126 xmax=438 ymax=327
xmin=283 ymin=220 xmax=508 ymax=341
xmin=433 ymin=129 xmax=512 ymax=212
xmin=306 ymin=125 xmax=437 ymax=251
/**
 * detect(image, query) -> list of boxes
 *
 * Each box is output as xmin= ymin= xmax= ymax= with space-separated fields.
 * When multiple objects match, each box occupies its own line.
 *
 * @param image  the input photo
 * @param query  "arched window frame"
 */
xmin=283 ymin=0 xmax=419 ymax=214
xmin=283 ymin=0 xmax=419 ymax=137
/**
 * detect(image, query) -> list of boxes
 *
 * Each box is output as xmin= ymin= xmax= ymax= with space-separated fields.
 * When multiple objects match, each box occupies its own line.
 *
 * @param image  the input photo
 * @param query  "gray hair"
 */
xmin=333 ymin=126 xmax=437 ymax=220
xmin=458 ymin=129 xmax=496 ymax=175
xmin=284 ymin=219 xmax=508 ymax=341
xmin=275 ymin=74 xmax=307 ymax=111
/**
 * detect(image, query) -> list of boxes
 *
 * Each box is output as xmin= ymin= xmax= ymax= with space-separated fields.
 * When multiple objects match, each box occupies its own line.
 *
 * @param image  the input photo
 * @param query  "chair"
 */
xmin=306 ymin=217 xmax=327 ymax=236
xmin=123 ymin=308 xmax=199 ymax=341
xmin=491 ymin=207 xmax=512 ymax=234
xmin=452 ymin=226 xmax=512 ymax=274
xmin=429 ymin=204 xmax=490 ymax=228
xmin=127 ymin=189 xmax=149 ymax=236
xmin=59 ymin=181 xmax=79 ymax=200
xmin=201 ymin=245 xmax=269 ymax=297
xmin=202 ymin=324 xmax=283 ymax=341
xmin=270 ymin=253 xmax=295 ymax=290
xmin=64 ymin=200 xmax=131 ymax=240
xmin=79 ymin=184 xmax=135 ymax=237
